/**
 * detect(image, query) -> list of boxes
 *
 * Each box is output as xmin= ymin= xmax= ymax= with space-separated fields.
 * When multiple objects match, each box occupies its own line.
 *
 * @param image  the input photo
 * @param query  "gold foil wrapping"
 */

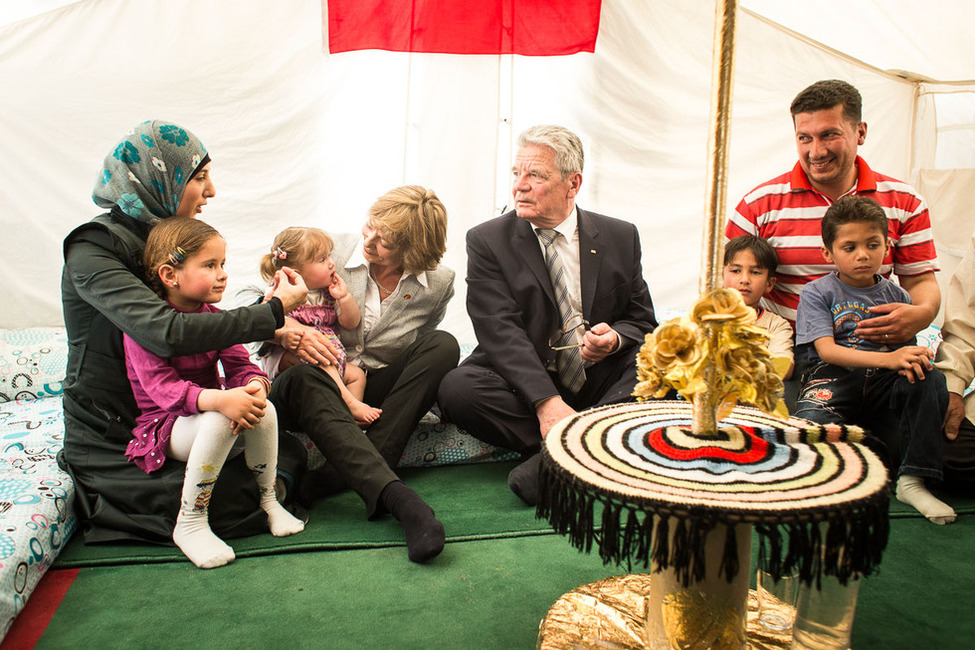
xmin=536 ymin=575 xmax=792 ymax=650
xmin=661 ymin=590 xmax=745 ymax=649
xmin=633 ymin=288 xmax=788 ymax=435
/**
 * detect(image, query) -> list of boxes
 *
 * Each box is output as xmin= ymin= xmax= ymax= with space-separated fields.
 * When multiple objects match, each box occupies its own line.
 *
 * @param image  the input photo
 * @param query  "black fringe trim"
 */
xmin=536 ymin=446 xmax=890 ymax=585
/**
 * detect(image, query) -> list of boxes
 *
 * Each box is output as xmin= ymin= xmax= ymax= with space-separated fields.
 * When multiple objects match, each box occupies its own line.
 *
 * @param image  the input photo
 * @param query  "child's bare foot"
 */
xmin=347 ymin=399 xmax=382 ymax=426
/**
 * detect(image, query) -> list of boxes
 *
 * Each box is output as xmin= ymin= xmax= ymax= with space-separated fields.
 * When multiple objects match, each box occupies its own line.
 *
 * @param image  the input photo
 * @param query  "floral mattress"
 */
xmin=0 ymin=328 xmax=76 ymax=639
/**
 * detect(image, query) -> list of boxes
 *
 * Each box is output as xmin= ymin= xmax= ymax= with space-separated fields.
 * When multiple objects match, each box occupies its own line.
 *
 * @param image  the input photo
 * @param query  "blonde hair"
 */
xmin=368 ymin=185 xmax=447 ymax=272
xmin=260 ymin=227 xmax=334 ymax=282
xmin=143 ymin=217 xmax=222 ymax=297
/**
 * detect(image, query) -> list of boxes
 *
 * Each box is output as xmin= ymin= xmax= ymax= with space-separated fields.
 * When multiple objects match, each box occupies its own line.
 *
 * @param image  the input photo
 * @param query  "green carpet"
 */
xmin=852 ymin=515 xmax=975 ymax=649
xmin=40 ymin=536 xmax=626 ymax=649
xmin=54 ymin=461 xmax=550 ymax=567
xmin=38 ymin=515 xmax=975 ymax=649
xmin=42 ymin=461 xmax=975 ymax=648
xmin=55 ymin=459 xmax=975 ymax=568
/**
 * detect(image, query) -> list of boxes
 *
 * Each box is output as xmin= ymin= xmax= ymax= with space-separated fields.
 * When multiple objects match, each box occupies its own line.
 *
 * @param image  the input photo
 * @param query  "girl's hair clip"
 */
xmin=273 ymin=246 xmax=288 ymax=261
xmin=168 ymin=246 xmax=187 ymax=266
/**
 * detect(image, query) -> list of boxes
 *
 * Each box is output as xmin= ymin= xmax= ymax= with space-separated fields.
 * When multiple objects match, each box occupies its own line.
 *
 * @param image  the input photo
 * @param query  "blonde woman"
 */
xmin=241 ymin=185 xmax=457 ymax=562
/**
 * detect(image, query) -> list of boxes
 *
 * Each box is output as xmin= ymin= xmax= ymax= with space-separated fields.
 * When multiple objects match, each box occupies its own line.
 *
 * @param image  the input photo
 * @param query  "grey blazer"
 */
xmin=331 ymin=233 xmax=455 ymax=371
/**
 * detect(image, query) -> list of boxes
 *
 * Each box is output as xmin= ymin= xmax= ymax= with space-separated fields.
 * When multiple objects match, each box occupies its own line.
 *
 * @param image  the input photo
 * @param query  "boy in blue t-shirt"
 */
xmin=795 ymin=196 xmax=953 ymax=524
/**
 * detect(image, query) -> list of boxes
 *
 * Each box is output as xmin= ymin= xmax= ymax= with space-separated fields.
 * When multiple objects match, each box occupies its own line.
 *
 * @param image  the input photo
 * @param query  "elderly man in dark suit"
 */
xmin=438 ymin=125 xmax=657 ymax=505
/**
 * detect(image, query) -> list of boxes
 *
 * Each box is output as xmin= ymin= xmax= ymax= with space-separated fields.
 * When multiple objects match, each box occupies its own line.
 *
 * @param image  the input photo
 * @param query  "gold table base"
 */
xmin=537 ymin=574 xmax=791 ymax=650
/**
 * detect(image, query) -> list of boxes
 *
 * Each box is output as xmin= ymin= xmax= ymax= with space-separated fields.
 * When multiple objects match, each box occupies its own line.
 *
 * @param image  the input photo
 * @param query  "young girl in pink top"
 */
xmin=260 ymin=227 xmax=382 ymax=425
xmin=124 ymin=217 xmax=304 ymax=568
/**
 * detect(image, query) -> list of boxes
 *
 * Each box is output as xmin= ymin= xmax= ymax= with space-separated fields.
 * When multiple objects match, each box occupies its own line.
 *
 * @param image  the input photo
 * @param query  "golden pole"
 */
xmin=691 ymin=0 xmax=739 ymax=435
xmin=700 ymin=0 xmax=739 ymax=294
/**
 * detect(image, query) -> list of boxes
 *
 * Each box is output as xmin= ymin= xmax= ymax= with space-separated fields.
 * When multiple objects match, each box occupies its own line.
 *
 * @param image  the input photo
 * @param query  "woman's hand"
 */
xmin=267 ymin=267 xmax=308 ymax=313
xmin=944 ymin=392 xmax=966 ymax=441
xmin=292 ymin=326 xmax=341 ymax=366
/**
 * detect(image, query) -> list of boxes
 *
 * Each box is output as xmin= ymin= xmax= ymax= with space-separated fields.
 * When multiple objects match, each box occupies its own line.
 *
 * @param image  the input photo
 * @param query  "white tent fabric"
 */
xmin=1 ymin=0 xmax=971 ymax=338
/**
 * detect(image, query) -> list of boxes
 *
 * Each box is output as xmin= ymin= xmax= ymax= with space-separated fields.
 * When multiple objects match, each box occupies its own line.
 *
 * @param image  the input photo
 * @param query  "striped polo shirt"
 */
xmin=726 ymin=156 xmax=939 ymax=325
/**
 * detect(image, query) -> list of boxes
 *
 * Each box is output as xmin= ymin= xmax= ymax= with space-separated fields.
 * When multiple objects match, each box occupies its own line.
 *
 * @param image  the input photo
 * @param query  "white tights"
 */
xmin=169 ymin=404 xmax=304 ymax=569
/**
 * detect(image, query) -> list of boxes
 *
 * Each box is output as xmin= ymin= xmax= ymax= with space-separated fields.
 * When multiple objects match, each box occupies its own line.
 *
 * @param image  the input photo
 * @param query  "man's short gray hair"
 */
xmin=517 ymin=125 xmax=584 ymax=178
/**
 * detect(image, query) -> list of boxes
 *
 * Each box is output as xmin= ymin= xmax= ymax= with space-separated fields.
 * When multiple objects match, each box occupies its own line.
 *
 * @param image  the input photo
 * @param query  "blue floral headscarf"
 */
xmin=92 ymin=120 xmax=209 ymax=224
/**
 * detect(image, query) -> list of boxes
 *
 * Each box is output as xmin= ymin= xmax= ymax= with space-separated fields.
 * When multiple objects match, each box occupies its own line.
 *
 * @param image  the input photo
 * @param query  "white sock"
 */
xmin=173 ymin=413 xmax=238 ymax=569
xmin=173 ymin=508 xmax=236 ymax=569
xmin=258 ymin=489 xmax=305 ymax=537
xmin=896 ymin=475 xmax=956 ymax=525
xmin=245 ymin=404 xmax=305 ymax=537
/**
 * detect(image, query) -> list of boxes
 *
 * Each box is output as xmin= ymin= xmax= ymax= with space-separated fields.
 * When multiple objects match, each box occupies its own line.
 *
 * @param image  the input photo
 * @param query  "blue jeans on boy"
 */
xmin=794 ymin=362 xmax=948 ymax=481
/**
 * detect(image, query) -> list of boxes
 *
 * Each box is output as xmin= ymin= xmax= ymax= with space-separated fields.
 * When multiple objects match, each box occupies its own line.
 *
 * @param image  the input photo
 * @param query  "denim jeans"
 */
xmin=794 ymin=362 xmax=948 ymax=480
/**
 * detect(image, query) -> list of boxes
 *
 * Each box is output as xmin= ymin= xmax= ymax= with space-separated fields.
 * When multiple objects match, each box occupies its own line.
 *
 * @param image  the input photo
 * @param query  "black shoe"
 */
xmin=507 ymin=453 xmax=542 ymax=506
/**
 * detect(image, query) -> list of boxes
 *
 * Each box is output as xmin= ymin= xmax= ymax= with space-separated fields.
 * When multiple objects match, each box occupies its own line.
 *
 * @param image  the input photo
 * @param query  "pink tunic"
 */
xmin=123 ymin=302 xmax=268 ymax=473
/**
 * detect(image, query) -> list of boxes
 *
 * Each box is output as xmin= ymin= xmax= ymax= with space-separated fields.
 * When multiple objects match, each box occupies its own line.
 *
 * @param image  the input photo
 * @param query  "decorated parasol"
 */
xmin=538 ymin=401 xmax=889 ymax=587
xmin=535 ymin=1 xmax=891 ymax=647
xmin=536 ymin=398 xmax=889 ymax=647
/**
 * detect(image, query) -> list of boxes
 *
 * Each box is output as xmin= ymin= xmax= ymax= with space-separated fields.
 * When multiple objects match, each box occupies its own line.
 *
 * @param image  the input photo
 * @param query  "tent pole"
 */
xmin=700 ymin=0 xmax=739 ymax=293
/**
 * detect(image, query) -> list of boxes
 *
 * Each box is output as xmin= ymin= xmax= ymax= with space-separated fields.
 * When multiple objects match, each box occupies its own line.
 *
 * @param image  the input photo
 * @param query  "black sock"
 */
xmin=507 ymin=453 xmax=542 ymax=507
xmin=380 ymin=481 xmax=445 ymax=563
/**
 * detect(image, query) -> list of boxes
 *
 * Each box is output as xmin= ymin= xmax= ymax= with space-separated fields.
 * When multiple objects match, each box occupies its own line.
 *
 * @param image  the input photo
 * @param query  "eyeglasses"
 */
xmin=548 ymin=315 xmax=589 ymax=351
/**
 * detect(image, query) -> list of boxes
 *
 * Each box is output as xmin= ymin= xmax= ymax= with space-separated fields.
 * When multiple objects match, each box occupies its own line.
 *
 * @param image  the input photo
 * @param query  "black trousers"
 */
xmin=269 ymin=364 xmax=399 ymax=517
xmin=945 ymin=417 xmax=975 ymax=491
xmin=437 ymin=345 xmax=641 ymax=455
xmin=362 ymin=330 xmax=460 ymax=468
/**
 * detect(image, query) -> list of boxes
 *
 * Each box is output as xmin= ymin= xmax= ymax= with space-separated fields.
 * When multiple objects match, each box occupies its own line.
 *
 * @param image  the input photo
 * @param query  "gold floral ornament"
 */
xmin=633 ymin=288 xmax=789 ymax=433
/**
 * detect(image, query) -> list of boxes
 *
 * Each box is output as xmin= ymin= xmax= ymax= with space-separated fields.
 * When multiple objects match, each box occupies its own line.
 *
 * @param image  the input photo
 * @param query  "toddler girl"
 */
xmin=260 ymin=227 xmax=382 ymax=424
xmin=124 ymin=217 xmax=305 ymax=569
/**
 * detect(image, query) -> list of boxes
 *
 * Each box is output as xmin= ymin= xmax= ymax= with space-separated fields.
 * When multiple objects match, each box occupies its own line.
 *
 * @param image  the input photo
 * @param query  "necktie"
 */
xmin=536 ymin=228 xmax=586 ymax=393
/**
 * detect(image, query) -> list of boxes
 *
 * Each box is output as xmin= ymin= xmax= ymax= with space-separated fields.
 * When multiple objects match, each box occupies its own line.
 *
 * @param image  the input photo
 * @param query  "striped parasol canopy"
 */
xmin=538 ymin=400 xmax=890 ymax=586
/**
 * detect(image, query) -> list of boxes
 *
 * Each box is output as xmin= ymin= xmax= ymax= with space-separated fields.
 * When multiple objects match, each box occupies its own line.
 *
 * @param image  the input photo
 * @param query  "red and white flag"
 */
xmin=326 ymin=0 xmax=601 ymax=55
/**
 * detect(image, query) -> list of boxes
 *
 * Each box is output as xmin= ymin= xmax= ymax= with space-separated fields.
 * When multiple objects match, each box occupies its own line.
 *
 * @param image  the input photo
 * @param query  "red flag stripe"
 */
xmin=327 ymin=0 xmax=601 ymax=55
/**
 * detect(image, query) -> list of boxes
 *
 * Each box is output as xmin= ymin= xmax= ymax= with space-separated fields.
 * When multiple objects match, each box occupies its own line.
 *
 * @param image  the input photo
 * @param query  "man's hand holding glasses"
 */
xmin=549 ymin=315 xmax=620 ymax=365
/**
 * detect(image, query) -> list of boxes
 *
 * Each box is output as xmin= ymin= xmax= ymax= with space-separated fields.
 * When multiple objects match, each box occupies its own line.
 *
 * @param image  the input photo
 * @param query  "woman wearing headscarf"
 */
xmin=63 ymin=122 xmax=445 ymax=563
xmin=61 ymin=120 xmax=307 ymax=545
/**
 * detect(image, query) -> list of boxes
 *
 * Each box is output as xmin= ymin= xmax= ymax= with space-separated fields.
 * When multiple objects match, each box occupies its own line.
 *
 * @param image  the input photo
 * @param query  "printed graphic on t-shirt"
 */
xmin=830 ymin=301 xmax=870 ymax=348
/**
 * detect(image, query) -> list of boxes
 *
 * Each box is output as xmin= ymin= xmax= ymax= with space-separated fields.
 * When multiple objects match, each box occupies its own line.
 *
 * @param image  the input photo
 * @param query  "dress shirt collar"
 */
xmin=553 ymin=206 xmax=579 ymax=241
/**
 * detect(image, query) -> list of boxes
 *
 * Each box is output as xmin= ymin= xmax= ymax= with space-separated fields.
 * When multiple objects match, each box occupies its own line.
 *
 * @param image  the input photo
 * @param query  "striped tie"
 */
xmin=536 ymin=228 xmax=586 ymax=394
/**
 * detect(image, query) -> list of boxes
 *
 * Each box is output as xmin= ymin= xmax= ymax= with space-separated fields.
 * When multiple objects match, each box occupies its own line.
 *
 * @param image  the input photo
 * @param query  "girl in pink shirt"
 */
xmin=124 ymin=217 xmax=304 ymax=568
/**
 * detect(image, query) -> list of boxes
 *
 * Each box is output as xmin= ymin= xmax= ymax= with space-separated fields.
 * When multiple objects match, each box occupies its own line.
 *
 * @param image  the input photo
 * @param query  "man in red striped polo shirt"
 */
xmin=726 ymin=80 xmax=940 ymax=349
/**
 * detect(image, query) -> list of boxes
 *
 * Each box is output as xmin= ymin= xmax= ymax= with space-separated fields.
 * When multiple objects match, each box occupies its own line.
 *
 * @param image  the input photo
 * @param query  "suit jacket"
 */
xmin=462 ymin=208 xmax=656 ymax=405
xmin=331 ymin=233 xmax=455 ymax=371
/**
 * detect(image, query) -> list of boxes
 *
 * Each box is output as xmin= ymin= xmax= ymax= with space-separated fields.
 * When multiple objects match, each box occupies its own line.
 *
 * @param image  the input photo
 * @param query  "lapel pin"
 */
xmin=590 ymin=249 xmax=597 ymax=254
xmin=403 ymin=294 xmax=412 ymax=300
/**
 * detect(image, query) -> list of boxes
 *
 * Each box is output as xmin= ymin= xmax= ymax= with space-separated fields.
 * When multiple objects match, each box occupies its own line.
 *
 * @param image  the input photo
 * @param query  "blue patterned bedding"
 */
xmin=0 ymin=328 xmax=76 ymax=639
